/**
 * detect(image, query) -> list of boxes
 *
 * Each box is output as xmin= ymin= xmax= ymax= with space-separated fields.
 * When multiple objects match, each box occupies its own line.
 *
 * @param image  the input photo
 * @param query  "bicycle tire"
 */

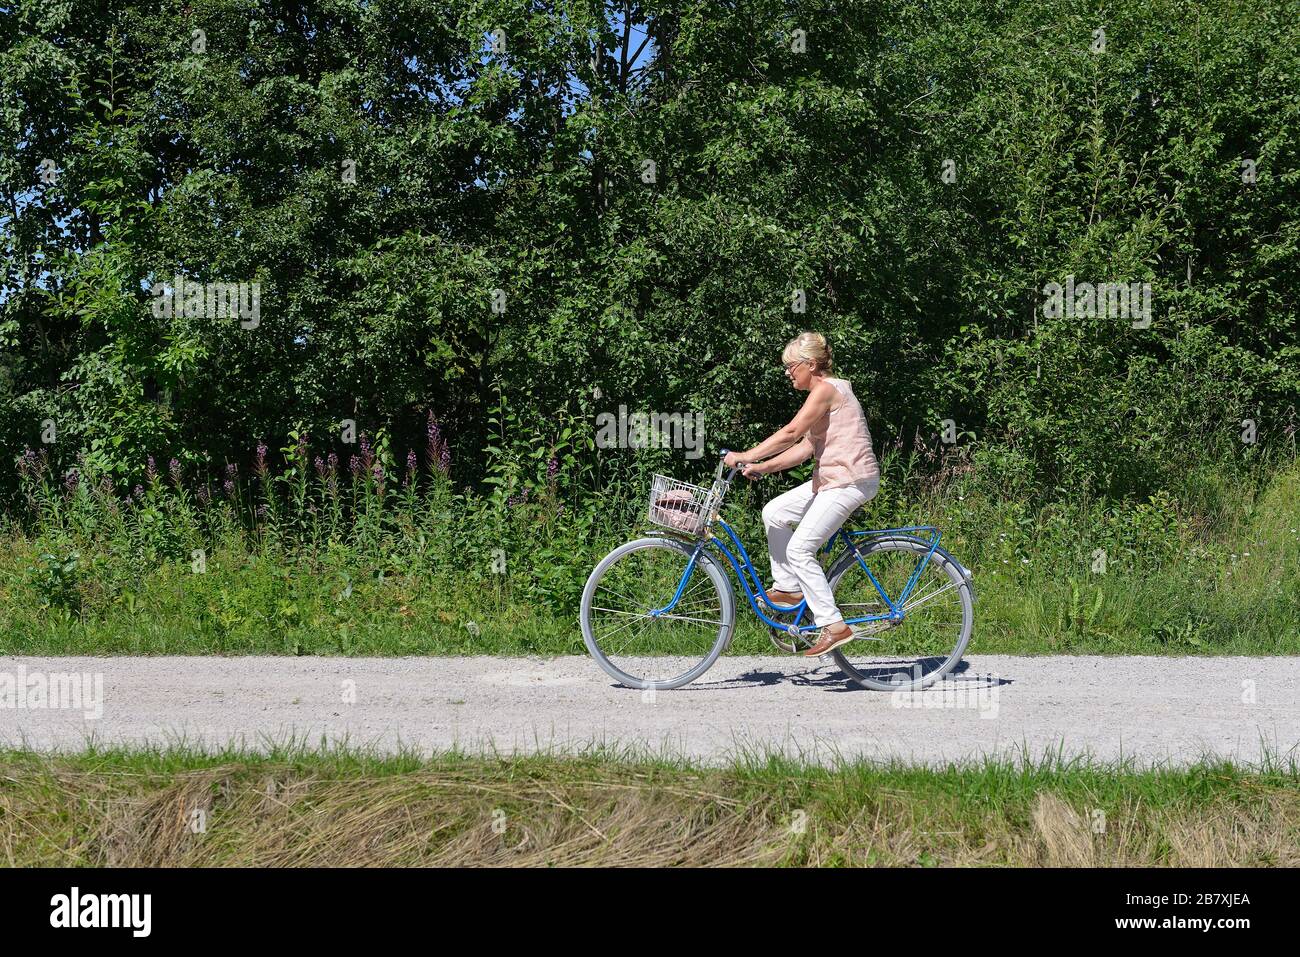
xmin=580 ymin=536 xmax=736 ymax=690
xmin=826 ymin=536 xmax=974 ymax=691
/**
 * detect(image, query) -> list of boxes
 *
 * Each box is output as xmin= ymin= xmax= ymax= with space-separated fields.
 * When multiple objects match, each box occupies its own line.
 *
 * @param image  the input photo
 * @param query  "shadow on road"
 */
xmin=607 ymin=660 xmax=1015 ymax=694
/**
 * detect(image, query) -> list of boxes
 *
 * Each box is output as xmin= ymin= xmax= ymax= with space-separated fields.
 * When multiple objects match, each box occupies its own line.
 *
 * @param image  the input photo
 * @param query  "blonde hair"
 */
xmin=781 ymin=331 xmax=833 ymax=373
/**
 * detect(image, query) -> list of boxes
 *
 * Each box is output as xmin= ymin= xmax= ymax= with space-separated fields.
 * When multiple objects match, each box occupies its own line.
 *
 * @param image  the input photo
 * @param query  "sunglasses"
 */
xmin=783 ymin=358 xmax=809 ymax=372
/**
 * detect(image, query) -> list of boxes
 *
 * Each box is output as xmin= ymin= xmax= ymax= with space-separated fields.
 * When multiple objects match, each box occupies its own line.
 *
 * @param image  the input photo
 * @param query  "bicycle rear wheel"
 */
xmin=580 ymin=536 xmax=735 ymax=690
xmin=826 ymin=536 xmax=973 ymax=691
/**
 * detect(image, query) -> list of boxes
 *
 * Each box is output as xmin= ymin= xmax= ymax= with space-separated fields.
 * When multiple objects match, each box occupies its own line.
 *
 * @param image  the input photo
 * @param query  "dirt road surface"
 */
xmin=2 ymin=655 xmax=1295 ymax=766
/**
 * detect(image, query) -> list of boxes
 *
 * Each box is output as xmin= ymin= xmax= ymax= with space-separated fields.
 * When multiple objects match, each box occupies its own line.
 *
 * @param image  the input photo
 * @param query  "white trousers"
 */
xmin=762 ymin=478 xmax=880 ymax=627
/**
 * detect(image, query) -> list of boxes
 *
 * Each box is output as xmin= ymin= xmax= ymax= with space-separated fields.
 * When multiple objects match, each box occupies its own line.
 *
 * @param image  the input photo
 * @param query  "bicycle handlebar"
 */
xmin=715 ymin=449 xmax=743 ymax=485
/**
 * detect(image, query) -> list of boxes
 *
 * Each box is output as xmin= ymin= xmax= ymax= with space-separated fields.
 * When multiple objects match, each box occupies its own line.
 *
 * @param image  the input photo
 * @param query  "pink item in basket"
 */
xmin=652 ymin=489 xmax=701 ymax=532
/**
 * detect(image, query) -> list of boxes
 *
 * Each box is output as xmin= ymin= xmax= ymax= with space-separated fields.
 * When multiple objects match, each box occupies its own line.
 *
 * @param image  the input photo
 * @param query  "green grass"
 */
xmin=1 ymin=744 xmax=1297 ymax=866
xmin=1 ymin=454 xmax=1296 ymax=657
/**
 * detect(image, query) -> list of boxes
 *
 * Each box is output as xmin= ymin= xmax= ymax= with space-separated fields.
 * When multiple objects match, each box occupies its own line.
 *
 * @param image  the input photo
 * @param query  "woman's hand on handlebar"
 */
xmin=721 ymin=448 xmax=764 ymax=479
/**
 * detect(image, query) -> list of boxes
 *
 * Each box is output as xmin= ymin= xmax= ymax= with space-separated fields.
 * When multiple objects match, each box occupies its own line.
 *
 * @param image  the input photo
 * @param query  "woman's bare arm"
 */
xmin=744 ymin=436 xmax=813 ymax=476
xmin=727 ymin=380 xmax=837 ymax=465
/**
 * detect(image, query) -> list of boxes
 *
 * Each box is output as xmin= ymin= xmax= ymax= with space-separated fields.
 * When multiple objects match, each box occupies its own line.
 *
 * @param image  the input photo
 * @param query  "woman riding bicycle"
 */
xmin=722 ymin=331 xmax=881 ymax=658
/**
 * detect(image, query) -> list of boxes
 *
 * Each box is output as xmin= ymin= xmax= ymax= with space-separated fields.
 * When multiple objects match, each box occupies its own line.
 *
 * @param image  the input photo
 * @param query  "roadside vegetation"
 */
xmin=1 ymin=433 xmax=1296 ymax=657
xmin=2 ymin=0 xmax=1297 ymax=657
xmin=2 ymin=745 xmax=1296 ymax=867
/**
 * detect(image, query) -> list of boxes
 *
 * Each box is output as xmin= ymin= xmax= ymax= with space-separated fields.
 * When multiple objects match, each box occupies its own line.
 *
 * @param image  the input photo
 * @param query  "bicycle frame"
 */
xmin=651 ymin=520 xmax=944 ymax=634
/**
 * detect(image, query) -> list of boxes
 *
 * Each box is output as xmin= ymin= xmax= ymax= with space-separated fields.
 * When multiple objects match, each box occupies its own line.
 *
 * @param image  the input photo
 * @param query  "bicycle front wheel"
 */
xmin=580 ymin=536 xmax=735 ymax=690
xmin=827 ymin=536 xmax=974 ymax=691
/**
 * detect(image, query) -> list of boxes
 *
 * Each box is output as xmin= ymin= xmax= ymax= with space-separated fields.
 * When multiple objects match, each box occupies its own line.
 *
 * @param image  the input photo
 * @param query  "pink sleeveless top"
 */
xmin=807 ymin=377 xmax=880 ymax=492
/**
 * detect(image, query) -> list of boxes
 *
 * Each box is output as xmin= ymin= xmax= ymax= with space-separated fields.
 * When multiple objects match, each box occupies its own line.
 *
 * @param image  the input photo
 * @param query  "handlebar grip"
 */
xmin=717 ymin=449 xmax=748 ymax=486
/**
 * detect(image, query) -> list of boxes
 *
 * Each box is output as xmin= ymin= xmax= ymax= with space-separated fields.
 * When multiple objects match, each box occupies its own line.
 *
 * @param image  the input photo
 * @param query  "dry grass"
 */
xmin=1 ymin=750 xmax=1297 ymax=867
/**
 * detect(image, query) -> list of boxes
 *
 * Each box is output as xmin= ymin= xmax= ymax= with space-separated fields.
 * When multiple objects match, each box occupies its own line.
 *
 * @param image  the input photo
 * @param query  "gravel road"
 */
xmin=1 ymin=654 xmax=1296 ymax=766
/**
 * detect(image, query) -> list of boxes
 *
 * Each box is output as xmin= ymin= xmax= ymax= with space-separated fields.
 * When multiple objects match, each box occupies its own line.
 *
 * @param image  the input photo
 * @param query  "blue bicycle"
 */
xmin=580 ymin=451 xmax=976 ymax=690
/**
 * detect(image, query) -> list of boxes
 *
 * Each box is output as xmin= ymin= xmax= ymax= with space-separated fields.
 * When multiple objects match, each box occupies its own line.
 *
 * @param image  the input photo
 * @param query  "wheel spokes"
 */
xmin=587 ymin=543 xmax=727 ymax=683
xmin=832 ymin=545 xmax=969 ymax=682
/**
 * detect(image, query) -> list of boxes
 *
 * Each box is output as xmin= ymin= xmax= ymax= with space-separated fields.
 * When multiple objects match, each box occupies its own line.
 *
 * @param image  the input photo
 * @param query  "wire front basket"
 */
xmin=647 ymin=474 xmax=726 ymax=537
